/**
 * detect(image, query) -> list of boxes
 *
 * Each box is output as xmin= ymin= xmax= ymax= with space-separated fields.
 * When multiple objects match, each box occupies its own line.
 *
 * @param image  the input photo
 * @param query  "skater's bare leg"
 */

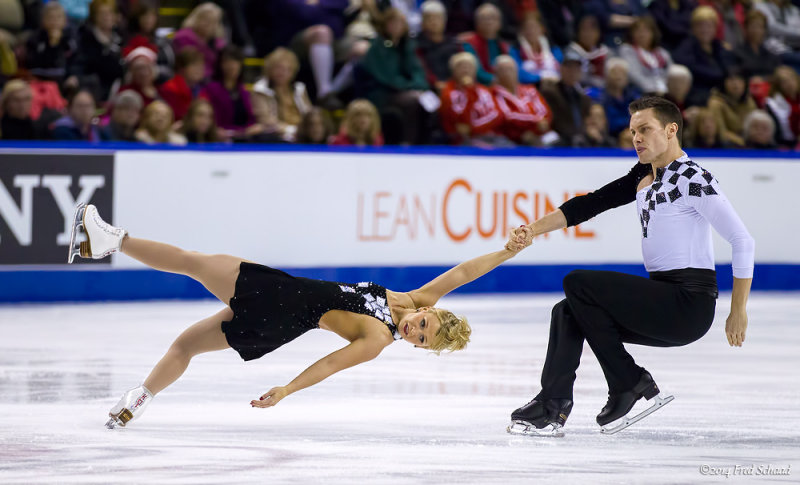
xmin=143 ymin=307 xmax=233 ymax=395
xmin=120 ymin=236 xmax=243 ymax=304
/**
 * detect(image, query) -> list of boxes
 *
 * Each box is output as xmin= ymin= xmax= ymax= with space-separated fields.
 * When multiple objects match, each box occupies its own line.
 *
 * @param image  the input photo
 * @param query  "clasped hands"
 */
xmin=505 ymin=225 xmax=534 ymax=253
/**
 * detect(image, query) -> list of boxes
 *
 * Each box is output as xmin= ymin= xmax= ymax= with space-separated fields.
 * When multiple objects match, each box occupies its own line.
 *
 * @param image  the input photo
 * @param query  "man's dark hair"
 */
xmin=628 ymin=96 xmax=683 ymax=142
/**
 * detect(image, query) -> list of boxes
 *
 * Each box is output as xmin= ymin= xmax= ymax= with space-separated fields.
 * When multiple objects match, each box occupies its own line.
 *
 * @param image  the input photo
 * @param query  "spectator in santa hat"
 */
xmin=118 ymin=46 xmax=160 ymax=107
xmin=122 ymin=3 xmax=175 ymax=84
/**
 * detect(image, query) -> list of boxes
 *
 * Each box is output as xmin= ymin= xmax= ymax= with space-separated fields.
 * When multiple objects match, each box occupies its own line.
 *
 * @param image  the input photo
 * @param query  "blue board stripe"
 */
xmin=1 ymin=264 xmax=796 ymax=303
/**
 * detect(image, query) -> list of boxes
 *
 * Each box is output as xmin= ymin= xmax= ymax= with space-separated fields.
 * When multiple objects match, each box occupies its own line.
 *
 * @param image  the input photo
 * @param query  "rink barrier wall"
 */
xmin=3 ymin=263 xmax=798 ymax=303
xmin=1 ymin=144 xmax=798 ymax=302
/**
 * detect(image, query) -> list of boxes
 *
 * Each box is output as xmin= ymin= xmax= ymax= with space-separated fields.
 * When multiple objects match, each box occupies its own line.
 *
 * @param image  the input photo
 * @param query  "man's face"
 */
xmin=629 ymin=108 xmax=674 ymax=164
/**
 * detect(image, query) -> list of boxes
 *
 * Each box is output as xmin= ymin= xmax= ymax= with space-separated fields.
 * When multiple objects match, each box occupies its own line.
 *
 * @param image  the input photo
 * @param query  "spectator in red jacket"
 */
xmin=439 ymin=52 xmax=505 ymax=145
xmin=491 ymin=55 xmax=553 ymax=146
xmin=329 ymin=99 xmax=384 ymax=146
xmin=158 ymin=47 xmax=206 ymax=121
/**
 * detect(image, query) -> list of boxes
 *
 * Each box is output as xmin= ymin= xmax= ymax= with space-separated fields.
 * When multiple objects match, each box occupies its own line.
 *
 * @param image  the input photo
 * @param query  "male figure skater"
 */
xmin=507 ymin=96 xmax=754 ymax=436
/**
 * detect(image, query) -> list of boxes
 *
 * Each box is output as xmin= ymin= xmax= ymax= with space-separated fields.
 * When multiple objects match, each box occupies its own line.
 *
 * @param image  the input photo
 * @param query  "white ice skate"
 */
xmin=106 ymin=386 xmax=154 ymax=429
xmin=507 ymin=421 xmax=565 ymax=438
xmin=600 ymin=393 xmax=675 ymax=435
xmin=67 ymin=203 xmax=126 ymax=263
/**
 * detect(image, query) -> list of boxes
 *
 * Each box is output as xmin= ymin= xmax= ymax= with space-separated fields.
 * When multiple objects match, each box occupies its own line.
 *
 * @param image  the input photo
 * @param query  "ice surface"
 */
xmin=1 ymin=294 xmax=798 ymax=484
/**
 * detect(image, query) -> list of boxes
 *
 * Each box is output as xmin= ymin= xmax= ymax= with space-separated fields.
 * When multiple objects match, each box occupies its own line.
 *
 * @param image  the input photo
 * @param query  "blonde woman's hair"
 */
xmin=691 ymin=5 xmax=718 ymax=26
xmin=343 ymin=99 xmax=381 ymax=143
xmin=428 ymin=308 xmax=471 ymax=354
xmin=0 ymin=79 xmax=30 ymax=111
xmin=264 ymin=47 xmax=300 ymax=80
xmin=182 ymin=2 xmax=224 ymax=38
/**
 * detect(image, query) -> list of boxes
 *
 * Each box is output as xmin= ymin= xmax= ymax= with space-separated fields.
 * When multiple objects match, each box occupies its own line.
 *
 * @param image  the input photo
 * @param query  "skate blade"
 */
xmin=507 ymin=420 xmax=564 ymax=437
xmin=600 ymin=393 xmax=674 ymax=435
xmin=66 ymin=203 xmax=87 ymax=264
xmin=105 ymin=418 xmax=118 ymax=429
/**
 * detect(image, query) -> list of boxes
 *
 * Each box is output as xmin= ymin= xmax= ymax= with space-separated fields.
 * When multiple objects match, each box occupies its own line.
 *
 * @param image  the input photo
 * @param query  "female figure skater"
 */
xmin=68 ymin=204 xmax=526 ymax=428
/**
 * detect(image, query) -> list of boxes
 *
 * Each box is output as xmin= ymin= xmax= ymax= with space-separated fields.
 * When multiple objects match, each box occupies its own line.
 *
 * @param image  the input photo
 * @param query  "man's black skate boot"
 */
xmin=596 ymin=369 xmax=660 ymax=426
xmin=508 ymin=398 xmax=573 ymax=436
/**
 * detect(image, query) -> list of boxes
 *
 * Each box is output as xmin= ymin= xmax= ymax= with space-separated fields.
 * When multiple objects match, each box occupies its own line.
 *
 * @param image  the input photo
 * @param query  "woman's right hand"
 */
xmin=251 ymin=386 xmax=289 ymax=408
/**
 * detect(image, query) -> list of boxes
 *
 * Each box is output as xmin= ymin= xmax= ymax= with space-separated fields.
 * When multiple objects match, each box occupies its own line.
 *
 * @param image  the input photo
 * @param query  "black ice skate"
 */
xmin=597 ymin=370 xmax=674 ymax=435
xmin=507 ymin=398 xmax=573 ymax=437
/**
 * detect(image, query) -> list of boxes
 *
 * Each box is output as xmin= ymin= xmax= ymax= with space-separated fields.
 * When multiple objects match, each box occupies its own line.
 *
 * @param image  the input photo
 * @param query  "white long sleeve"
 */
xmin=636 ymin=153 xmax=755 ymax=278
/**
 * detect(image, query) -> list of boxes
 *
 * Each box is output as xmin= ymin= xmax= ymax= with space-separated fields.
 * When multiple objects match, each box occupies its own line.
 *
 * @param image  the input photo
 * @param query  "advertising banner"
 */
xmin=0 ymin=153 xmax=114 ymax=265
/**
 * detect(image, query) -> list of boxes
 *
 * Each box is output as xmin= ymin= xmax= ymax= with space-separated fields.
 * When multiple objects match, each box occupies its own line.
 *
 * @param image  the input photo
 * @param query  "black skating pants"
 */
xmin=537 ymin=270 xmax=717 ymax=400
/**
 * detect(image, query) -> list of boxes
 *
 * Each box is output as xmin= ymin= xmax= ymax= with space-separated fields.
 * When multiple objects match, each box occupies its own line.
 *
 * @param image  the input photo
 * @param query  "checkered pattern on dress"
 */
xmin=639 ymin=156 xmax=719 ymax=238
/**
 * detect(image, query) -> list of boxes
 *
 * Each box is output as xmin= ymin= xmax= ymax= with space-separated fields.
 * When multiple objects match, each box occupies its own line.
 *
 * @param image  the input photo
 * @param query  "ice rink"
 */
xmin=1 ymin=293 xmax=798 ymax=484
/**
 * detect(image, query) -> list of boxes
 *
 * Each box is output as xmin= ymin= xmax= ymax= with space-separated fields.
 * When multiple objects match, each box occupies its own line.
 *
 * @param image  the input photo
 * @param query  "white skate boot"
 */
xmin=106 ymin=386 xmax=154 ymax=429
xmin=67 ymin=203 xmax=126 ymax=263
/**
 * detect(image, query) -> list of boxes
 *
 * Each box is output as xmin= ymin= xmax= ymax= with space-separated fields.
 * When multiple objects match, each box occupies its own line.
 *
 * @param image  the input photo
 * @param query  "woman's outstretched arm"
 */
xmin=250 ymin=335 xmax=390 ymax=408
xmin=405 ymin=231 xmax=528 ymax=309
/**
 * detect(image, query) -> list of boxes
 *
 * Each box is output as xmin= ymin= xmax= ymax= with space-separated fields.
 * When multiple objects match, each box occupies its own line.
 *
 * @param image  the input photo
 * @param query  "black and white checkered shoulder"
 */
xmin=639 ymin=155 xmax=719 ymax=238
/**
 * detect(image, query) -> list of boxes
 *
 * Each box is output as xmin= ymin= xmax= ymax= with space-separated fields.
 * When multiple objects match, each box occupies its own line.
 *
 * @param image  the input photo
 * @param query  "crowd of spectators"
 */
xmin=2 ymin=0 xmax=800 ymax=150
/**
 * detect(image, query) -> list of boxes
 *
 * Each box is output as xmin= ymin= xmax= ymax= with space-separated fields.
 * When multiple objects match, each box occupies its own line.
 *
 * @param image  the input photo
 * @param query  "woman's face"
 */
xmin=148 ymin=104 xmax=171 ymax=133
xmin=222 ymin=57 xmax=242 ymax=83
xmin=692 ymin=19 xmax=717 ymax=44
xmin=422 ymin=12 xmax=445 ymax=37
xmin=352 ymin=111 xmax=372 ymax=135
xmin=112 ymin=103 xmax=140 ymax=128
xmin=192 ymin=104 xmax=213 ymax=133
xmin=586 ymin=104 xmax=607 ymax=131
xmin=130 ymin=59 xmax=154 ymax=86
xmin=139 ymin=9 xmax=158 ymax=34
xmin=43 ymin=7 xmax=66 ymax=32
xmin=698 ymin=115 xmax=717 ymax=138
xmin=306 ymin=113 xmax=327 ymax=143
xmin=95 ymin=5 xmax=115 ymax=31
xmin=397 ymin=309 xmax=441 ymax=348
xmin=745 ymin=19 xmax=766 ymax=45
xmin=724 ymin=76 xmax=745 ymax=98
xmin=495 ymin=60 xmax=517 ymax=87
xmin=521 ymin=17 xmax=543 ymax=43
xmin=70 ymin=92 xmax=96 ymax=127
xmin=667 ymin=75 xmax=691 ymax=101
xmin=631 ymin=24 xmax=653 ymax=49
xmin=184 ymin=60 xmax=206 ymax=84
xmin=452 ymin=60 xmax=476 ymax=84
xmin=748 ymin=119 xmax=773 ymax=145
xmin=778 ymin=70 xmax=798 ymax=97
xmin=269 ymin=60 xmax=293 ymax=87
xmin=5 ymin=87 xmax=33 ymax=119
xmin=577 ymin=17 xmax=600 ymax=47
xmin=475 ymin=9 xmax=501 ymax=39
xmin=194 ymin=11 xmax=219 ymax=39
xmin=606 ymin=65 xmax=628 ymax=89
xmin=385 ymin=16 xmax=406 ymax=41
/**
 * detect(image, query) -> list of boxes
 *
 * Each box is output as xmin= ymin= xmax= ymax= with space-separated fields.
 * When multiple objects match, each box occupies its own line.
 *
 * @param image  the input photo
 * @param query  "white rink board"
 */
xmin=113 ymin=151 xmax=794 ymax=268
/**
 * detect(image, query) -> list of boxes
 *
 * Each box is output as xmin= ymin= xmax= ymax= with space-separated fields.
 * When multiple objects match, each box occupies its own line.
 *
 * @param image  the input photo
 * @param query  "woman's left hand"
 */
xmin=505 ymin=225 xmax=532 ymax=253
xmin=251 ymin=386 xmax=289 ymax=408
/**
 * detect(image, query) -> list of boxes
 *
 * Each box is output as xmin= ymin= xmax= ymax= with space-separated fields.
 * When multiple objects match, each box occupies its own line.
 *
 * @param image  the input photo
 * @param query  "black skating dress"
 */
xmin=221 ymin=262 xmax=402 ymax=361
